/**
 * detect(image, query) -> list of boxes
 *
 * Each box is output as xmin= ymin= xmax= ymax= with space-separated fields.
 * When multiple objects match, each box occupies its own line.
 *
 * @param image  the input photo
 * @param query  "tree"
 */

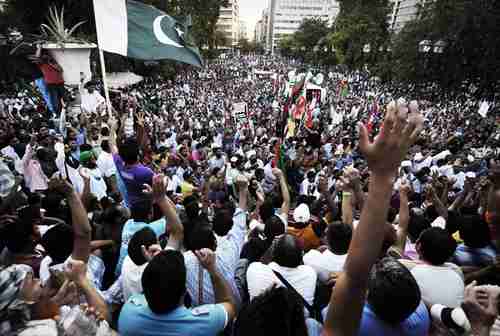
xmin=294 ymin=18 xmax=330 ymax=51
xmin=214 ymin=30 xmax=228 ymax=49
xmin=278 ymin=35 xmax=297 ymax=58
xmin=392 ymin=0 xmax=500 ymax=98
xmin=238 ymin=37 xmax=256 ymax=54
xmin=332 ymin=0 xmax=391 ymax=69
xmin=276 ymin=18 xmax=330 ymax=63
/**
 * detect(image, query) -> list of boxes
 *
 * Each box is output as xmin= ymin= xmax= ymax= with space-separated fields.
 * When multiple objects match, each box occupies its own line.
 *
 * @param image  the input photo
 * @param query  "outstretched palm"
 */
xmin=358 ymin=100 xmax=423 ymax=178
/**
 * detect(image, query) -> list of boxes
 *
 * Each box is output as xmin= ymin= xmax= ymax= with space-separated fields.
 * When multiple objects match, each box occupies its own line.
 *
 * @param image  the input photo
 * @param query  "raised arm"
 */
xmin=148 ymin=174 xmax=184 ymax=250
xmin=195 ymin=248 xmax=236 ymax=321
xmin=66 ymin=259 xmax=110 ymax=322
xmin=428 ymin=185 xmax=449 ymax=221
xmin=108 ymin=115 xmax=119 ymax=154
xmin=318 ymin=175 xmax=338 ymax=220
xmin=394 ymin=180 xmax=411 ymax=253
xmin=324 ymin=100 xmax=423 ymax=336
xmin=272 ymin=168 xmax=290 ymax=216
xmin=50 ymin=178 xmax=92 ymax=262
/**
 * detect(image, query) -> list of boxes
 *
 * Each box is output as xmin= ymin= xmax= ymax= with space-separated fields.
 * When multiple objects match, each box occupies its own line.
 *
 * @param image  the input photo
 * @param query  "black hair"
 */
xmin=0 ymin=214 xmax=35 ymax=253
xmin=128 ymin=227 xmax=157 ymax=266
xmin=234 ymin=286 xmax=308 ymax=336
xmin=183 ymin=196 xmax=200 ymax=220
xmin=101 ymin=140 xmax=111 ymax=153
xmin=80 ymin=144 xmax=93 ymax=152
xmin=418 ymin=227 xmax=457 ymax=265
xmin=188 ymin=224 xmax=216 ymax=251
xmin=264 ymin=215 xmax=286 ymax=244
xmin=326 ymin=222 xmax=352 ymax=255
xmin=118 ymin=138 xmax=140 ymax=164
xmin=213 ymin=207 xmax=235 ymax=237
xmin=240 ymin=237 xmax=269 ymax=262
xmin=408 ymin=211 xmax=430 ymax=243
xmin=101 ymin=127 xmax=110 ymax=137
xmin=259 ymin=200 xmax=274 ymax=223
xmin=130 ymin=198 xmax=153 ymax=222
xmin=41 ymin=224 xmax=74 ymax=264
xmin=458 ymin=215 xmax=491 ymax=249
xmin=142 ymin=250 xmax=186 ymax=314
xmin=367 ymin=258 xmax=421 ymax=324
xmin=273 ymin=234 xmax=302 ymax=268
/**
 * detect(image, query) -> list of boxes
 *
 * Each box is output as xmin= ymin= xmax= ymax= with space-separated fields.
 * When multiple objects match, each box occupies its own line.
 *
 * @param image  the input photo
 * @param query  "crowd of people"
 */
xmin=0 ymin=53 xmax=500 ymax=336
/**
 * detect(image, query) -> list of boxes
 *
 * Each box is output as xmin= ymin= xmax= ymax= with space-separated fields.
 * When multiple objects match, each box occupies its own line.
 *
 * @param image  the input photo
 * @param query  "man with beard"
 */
xmin=80 ymin=149 xmax=108 ymax=201
xmin=209 ymin=145 xmax=226 ymax=170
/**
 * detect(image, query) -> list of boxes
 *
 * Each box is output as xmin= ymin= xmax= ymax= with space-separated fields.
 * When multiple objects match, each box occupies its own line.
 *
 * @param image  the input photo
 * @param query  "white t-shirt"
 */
xmin=411 ymin=263 xmax=465 ymax=308
xmin=81 ymin=90 xmax=105 ymax=114
xmin=96 ymin=151 xmax=116 ymax=178
xmin=88 ymin=168 xmax=108 ymax=201
xmin=303 ymin=249 xmax=347 ymax=283
xmin=246 ymin=262 xmax=317 ymax=307
xmin=121 ymin=255 xmax=147 ymax=301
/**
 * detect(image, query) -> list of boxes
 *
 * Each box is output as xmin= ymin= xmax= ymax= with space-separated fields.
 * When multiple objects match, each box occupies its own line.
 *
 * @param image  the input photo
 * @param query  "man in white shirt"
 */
xmin=208 ymin=146 xmax=226 ymax=170
xmin=80 ymin=150 xmax=107 ymax=201
xmin=121 ymin=227 xmax=158 ymax=301
xmin=246 ymin=234 xmax=317 ymax=309
xmin=404 ymin=228 xmax=464 ymax=308
xmin=81 ymin=81 xmax=105 ymax=115
xmin=96 ymin=140 xmax=116 ymax=179
xmin=303 ymin=223 xmax=352 ymax=283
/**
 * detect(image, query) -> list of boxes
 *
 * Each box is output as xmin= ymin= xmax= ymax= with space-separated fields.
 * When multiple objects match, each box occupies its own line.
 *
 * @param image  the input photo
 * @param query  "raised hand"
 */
xmin=141 ymin=244 xmax=162 ymax=262
xmin=234 ymin=175 xmax=249 ymax=190
xmin=65 ymin=259 xmax=88 ymax=286
xmin=194 ymin=248 xmax=216 ymax=274
xmin=399 ymin=179 xmax=411 ymax=196
xmin=137 ymin=111 xmax=145 ymax=127
xmin=461 ymin=281 xmax=499 ymax=335
xmin=358 ymin=100 xmax=423 ymax=179
xmin=272 ymin=168 xmax=284 ymax=179
xmin=49 ymin=177 xmax=74 ymax=197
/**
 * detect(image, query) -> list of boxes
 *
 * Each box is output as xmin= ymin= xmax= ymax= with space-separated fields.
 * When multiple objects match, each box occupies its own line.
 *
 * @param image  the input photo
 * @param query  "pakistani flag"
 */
xmin=93 ymin=0 xmax=203 ymax=67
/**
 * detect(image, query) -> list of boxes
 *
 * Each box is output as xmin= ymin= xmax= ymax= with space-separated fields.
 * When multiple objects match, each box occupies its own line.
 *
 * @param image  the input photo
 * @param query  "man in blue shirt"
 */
xmin=115 ymin=196 xmax=166 ymax=275
xmin=118 ymin=248 xmax=236 ymax=336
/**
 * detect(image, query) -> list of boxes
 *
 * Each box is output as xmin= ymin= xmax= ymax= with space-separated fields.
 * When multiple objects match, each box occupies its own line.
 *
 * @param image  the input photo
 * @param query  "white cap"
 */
xmin=401 ymin=161 xmax=412 ymax=168
xmin=293 ymin=203 xmax=311 ymax=223
xmin=414 ymin=152 xmax=424 ymax=161
xmin=246 ymin=150 xmax=257 ymax=158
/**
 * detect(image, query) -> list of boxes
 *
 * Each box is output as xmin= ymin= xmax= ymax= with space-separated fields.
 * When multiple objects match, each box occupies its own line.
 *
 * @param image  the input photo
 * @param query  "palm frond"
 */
xmin=67 ymin=21 xmax=86 ymax=38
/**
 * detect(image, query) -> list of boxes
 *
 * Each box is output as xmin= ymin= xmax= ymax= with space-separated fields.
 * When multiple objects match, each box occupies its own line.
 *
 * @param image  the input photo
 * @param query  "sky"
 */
xmin=239 ymin=0 xmax=268 ymax=39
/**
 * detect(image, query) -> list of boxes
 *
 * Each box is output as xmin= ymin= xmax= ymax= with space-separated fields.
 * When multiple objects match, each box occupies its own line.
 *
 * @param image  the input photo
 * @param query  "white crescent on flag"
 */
xmin=153 ymin=15 xmax=183 ymax=48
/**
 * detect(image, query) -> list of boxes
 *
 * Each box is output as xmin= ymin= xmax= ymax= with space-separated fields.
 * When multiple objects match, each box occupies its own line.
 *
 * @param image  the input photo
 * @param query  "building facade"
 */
xmin=388 ymin=0 xmax=431 ymax=32
xmin=265 ymin=0 xmax=339 ymax=54
xmin=216 ymin=0 xmax=240 ymax=47
xmin=239 ymin=20 xmax=248 ymax=40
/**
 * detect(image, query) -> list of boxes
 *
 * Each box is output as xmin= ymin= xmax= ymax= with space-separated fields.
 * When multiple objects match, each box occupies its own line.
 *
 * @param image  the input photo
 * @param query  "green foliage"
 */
xmin=392 ymin=0 xmax=500 ymax=97
xmin=278 ymin=18 xmax=332 ymax=64
xmin=333 ymin=0 xmax=391 ymax=69
xmin=214 ymin=30 xmax=229 ymax=49
xmin=237 ymin=38 xmax=257 ymax=54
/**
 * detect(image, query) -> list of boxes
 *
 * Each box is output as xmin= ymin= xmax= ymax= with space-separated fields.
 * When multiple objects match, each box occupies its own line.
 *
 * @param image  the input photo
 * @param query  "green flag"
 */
xmin=93 ymin=0 xmax=203 ymax=67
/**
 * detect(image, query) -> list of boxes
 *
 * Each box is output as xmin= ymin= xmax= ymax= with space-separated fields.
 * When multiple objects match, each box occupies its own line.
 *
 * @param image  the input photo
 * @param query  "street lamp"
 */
xmin=363 ymin=43 xmax=371 ymax=54
xmin=433 ymin=40 xmax=446 ymax=54
xmin=418 ymin=40 xmax=432 ymax=53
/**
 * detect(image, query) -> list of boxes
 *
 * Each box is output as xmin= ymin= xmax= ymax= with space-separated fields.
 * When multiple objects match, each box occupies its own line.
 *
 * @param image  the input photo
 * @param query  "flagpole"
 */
xmin=98 ymin=48 xmax=113 ymax=116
